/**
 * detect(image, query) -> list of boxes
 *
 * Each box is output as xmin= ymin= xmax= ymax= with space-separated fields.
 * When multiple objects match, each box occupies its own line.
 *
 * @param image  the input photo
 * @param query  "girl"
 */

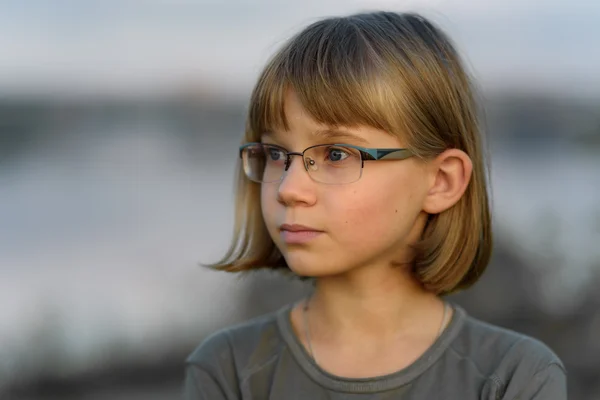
xmin=184 ymin=11 xmax=566 ymax=399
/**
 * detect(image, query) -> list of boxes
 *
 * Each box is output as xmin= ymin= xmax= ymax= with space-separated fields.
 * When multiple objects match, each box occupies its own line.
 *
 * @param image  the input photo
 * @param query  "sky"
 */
xmin=0 ymin=0 xmax=598 ymax=98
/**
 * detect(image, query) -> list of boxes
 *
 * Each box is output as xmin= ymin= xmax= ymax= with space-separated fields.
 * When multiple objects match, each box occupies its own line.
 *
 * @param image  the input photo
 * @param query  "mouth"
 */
xmin=279 ymin=223 xmax=323 ymax=244
xmin=280 ymin=223 xmax=322 ymax=232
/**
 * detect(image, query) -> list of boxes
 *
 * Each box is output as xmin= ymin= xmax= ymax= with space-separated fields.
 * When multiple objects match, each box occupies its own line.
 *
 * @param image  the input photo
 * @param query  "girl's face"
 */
xmin=261 ymin=90 xmax=432 ymax=278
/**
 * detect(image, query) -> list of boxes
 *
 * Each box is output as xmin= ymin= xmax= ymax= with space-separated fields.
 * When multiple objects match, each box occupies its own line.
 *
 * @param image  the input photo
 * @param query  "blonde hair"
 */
xmin=207 ymin=11 xmax=492 ymax=295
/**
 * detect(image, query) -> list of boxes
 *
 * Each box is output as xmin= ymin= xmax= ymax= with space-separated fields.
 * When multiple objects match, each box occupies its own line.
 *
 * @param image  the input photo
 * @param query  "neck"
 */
xmin=308 ymin=263 xmax=444 ymax=341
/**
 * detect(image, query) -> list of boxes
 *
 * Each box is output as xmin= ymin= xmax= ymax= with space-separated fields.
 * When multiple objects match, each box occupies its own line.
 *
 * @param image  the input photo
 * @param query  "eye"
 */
xmin=266 ymin=146 xmax=286 ymax=161
xmin=326 ymin=147 xmax=350 ymax=162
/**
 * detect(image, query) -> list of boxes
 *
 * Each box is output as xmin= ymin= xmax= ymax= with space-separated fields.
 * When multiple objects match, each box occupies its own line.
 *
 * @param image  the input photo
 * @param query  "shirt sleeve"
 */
xmin=183 ymin=363 xmax=229 ymax=400
xmin=502 ymin=363 xmax=567 ymax=400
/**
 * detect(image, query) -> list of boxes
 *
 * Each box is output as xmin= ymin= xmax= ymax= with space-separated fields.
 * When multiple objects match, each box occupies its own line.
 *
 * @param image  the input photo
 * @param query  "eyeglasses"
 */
xmin=239 ymin=142 xmax=414 ymax=184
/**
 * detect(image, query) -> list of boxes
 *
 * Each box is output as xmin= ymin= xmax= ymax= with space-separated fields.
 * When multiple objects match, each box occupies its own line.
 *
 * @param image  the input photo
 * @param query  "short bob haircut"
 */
xmin=208 ymin=11 xmax=492 ymax=295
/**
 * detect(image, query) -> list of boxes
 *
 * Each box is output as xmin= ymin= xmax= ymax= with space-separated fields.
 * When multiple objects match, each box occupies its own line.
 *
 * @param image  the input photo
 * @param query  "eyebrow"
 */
xmin=311 ymin=128 xmax=369 ymax=145
xmin=262 ymin=128 xmax=369 ymax=145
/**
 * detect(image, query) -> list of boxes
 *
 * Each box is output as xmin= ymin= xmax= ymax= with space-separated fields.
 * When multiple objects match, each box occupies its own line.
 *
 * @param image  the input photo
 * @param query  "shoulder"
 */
xmin=448 ymin=307 xmax=566 ymax=398
xmin=453 ymin=311 xmax=564 ymax=372
xmin=186 ymin=306 xmax=286 ymax=372
xmin=183 ymin=308 xmax=288 ymax=399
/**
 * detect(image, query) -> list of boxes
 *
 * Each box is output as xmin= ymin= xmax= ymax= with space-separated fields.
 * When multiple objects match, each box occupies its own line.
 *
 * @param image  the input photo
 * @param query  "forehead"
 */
xmin=263 ymin=127 xmax=369 ymax=146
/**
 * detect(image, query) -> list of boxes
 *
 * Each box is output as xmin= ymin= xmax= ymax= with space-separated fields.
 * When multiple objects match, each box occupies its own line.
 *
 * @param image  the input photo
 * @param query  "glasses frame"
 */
xmin=239 ymin=142 xmax=414 ymax=184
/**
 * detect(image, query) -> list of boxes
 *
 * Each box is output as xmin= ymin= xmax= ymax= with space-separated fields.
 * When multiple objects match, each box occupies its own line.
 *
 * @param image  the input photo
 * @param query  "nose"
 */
xmin=277 ymin=154 xmax=317 ymax=206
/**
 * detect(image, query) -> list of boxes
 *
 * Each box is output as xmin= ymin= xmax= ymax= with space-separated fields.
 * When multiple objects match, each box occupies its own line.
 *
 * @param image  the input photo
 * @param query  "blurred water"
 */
xmin=490 ymin=142 xmax=600 ymax=307
xmin=0 ymin=122 xmax=247 ymax=391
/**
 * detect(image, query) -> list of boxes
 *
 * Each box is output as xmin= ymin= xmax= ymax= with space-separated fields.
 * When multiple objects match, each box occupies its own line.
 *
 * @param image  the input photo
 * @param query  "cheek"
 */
xmin=328 ymin=176 xmax=422 ymax=244
xmin=261 ymin=185 xmax=279 ymax=231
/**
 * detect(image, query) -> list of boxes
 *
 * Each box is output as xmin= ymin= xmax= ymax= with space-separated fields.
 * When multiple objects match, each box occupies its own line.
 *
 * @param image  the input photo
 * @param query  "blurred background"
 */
xmin=1 ymin=1 xmax=599 ymax=399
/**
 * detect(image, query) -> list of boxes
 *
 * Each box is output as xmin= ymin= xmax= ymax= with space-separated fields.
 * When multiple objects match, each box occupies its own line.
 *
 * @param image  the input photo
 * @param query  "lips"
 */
xmin=279 ymin=224 xmax=323 ymax=244
xmin=280 ymin=223 xmax=322 ymax=232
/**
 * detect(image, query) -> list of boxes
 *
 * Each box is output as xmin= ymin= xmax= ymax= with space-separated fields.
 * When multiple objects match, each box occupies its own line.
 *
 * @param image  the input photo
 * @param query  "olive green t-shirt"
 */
xmin=183 ymin=303 xmax=566 ymax=399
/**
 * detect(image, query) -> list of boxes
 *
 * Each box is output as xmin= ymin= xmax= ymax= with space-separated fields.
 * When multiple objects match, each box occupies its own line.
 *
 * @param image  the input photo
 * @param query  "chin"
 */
xmin=285 ymin=255 xmax=349 ymax=278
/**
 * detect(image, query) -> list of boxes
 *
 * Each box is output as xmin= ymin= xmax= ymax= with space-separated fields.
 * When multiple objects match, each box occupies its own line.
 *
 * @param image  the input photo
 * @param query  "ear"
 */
xmin=422 ymin=149 xmax=473 ymax=214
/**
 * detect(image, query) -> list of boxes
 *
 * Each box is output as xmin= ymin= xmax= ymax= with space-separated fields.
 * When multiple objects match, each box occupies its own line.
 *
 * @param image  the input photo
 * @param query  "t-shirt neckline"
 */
xmin=276 ymin=301 xmax=467 ymax=393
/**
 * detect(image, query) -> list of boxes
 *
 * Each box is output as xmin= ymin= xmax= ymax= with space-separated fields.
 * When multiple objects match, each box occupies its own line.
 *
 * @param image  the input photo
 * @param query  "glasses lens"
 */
xmin=304 ymin=145 xmax=362 ymax=184
xmin=241 ymin=144 xmax=286 ymax=183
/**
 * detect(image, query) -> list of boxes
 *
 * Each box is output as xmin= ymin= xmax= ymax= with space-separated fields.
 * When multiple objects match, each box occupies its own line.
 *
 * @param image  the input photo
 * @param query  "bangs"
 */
xmin=246 ymin=17 xmax=409 ymax=142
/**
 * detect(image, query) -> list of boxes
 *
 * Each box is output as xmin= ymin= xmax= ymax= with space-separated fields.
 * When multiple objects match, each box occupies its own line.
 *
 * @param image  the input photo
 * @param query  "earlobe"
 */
xmin=422 ymin=149 xmax=473 ymax=215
